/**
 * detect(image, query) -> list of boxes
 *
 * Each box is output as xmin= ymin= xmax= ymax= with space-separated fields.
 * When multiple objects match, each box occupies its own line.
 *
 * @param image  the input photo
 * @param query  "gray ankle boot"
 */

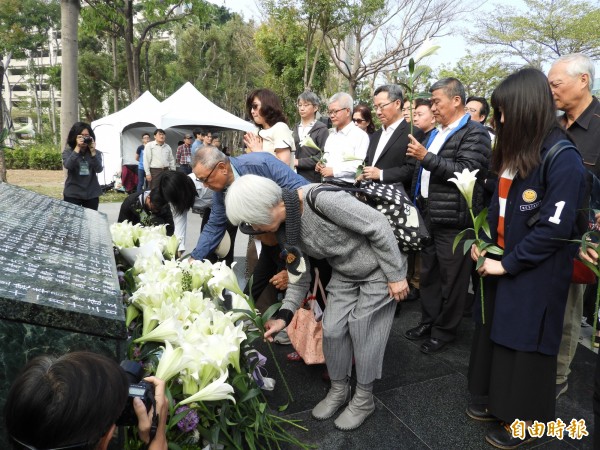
xmin=311 ymin=379 xmax=351 ymax=420
xmin=334 ymin=385 xmax=375 ymax=430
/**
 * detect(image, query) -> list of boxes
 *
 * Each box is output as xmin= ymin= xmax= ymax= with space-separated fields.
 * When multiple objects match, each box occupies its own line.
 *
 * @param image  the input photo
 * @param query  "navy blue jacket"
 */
xmin=191 ymin=152 xmax=309 ymax=260
xmin=485 ymin=129 xmax=586 ymax=355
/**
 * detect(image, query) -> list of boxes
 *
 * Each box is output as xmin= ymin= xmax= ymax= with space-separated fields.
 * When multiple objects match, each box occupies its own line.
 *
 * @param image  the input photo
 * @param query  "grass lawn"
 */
xmin=6 ymin=169 xmax=128 ymax=203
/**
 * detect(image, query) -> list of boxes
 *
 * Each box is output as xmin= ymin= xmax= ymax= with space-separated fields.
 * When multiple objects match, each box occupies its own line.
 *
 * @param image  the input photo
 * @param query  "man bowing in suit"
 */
xmin=361 ymin=85 xmax=423 ymax=191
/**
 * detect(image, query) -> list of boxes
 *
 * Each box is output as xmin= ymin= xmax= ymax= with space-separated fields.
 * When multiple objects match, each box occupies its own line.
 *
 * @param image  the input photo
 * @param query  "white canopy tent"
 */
xmin=91 ymin=91 xmax=161 ymax=184
xmin=92 ymin=84 xmax=254 ymax=184
xmin=160 ymin=82 xmax=254 ymax=133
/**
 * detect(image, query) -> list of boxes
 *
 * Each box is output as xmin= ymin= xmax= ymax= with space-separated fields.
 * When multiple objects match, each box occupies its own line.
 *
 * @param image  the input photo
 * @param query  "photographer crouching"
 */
xmin=4 ymin=352 xmax=168 ymax=450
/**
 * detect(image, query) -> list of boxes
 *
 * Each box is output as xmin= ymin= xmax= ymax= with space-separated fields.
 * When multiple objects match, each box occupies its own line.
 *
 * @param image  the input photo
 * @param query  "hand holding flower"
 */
xmin=264 ymin=318 xmax=286 ymax=342
xmin=477 ymin=259 xmax=506 ymax=277
xmin=406 ymin=134 xmax=427 ymax=160
xmin=269 ymin=270 xmax=288 ymax=291
xmin=580 ymin=243 xmax=599 ymax=265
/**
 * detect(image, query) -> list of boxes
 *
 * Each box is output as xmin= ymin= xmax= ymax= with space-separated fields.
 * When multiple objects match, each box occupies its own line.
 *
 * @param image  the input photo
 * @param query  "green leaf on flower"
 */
xmin=452 ymin=228 xmax=472 ymax=253
xmin=483 ymin=244 xmax=504 ymax=256
xmin=167 ymin=408 xmax=192 ymax=431
xmin=408 ymin=57 xmax=415 ymax=74
xmin=239 ymin=388 xmax=262 ymax=403
xmin=398 ymin=82 xmax=410 ymax=93
xmin=278 ymin=402 xmax=289 ymax=412
xmin=474 ymin=209 xmax=488 ymax=234
xmin=476 ymin=255 xmax=486 ymax=270
xmin=462 ymin=238 xmax=476 ymax=255
xmin=412 ymin=66 xmax=427 ymax=83
xmin=261 ymin=302 xmax=283 ymax=324
xmin=580 ymin=258 xmax=600 ymax=277
xmin=413 ymin=92 xmax=432 ymax=99
xmin=259 ymin=402 xmax=266 ymax=413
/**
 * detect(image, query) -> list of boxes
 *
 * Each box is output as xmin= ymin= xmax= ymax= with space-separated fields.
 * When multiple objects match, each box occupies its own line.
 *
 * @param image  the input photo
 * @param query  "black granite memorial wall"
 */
xmin=0 ymin=183 xmax=126 ymax=447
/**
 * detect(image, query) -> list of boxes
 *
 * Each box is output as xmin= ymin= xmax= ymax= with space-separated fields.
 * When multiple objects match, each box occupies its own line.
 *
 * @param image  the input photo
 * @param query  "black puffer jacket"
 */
xmin=411 ymin=117 xmax=491 ymax=229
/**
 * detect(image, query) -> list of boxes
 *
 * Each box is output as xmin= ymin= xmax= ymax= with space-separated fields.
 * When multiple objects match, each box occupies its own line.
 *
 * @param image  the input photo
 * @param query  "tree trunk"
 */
xmin=123 ymin=0 xmax=137 ymax=100
xmin=60 ymin=0 xmax=80 ymax=152
xmin=0 ymin=58 xmax=7 ymax=182
xmin=111 ymin=35 xmax=119 ymax=112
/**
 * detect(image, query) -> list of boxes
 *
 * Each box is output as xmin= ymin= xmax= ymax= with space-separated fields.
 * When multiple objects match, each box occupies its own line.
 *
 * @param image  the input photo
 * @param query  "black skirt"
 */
xmin=468 ymin=275 xmax=556 ymax=423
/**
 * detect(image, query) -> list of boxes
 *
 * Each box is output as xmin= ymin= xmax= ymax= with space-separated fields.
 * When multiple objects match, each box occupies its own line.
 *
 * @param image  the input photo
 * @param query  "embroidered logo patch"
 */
xmin=522 ymin=189 xmax=537 ymax=203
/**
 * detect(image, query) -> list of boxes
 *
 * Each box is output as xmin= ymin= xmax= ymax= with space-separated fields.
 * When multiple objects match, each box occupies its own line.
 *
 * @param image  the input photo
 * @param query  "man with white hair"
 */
xmin=316 ymin=92 xmax=369 ymax=185
xmin=548 ymin=53 xmax=600 ymax=399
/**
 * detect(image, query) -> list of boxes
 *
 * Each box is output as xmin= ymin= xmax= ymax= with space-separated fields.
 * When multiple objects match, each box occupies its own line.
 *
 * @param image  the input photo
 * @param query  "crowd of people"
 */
xmin=11 ymin=51 xmax=595 ymax=449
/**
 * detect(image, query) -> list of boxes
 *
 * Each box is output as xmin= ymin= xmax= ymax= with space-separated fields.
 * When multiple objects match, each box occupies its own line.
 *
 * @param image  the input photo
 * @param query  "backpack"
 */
xmin=532 ymin=139 xmax=594 ymax=236
xmin=306 ymin=182 xmax=430 ymax=252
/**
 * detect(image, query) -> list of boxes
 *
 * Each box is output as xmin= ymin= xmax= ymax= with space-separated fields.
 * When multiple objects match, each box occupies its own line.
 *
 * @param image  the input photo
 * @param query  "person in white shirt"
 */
xmin=143 ymin=128 xmax=175 ymax=189
xmin=316 ymin=93 xmax=369 ymax=185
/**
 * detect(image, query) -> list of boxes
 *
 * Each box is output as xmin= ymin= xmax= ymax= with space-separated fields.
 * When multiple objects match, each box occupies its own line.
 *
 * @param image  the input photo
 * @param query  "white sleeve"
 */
xmin=172 ymin=206 xmax=188 ymax=252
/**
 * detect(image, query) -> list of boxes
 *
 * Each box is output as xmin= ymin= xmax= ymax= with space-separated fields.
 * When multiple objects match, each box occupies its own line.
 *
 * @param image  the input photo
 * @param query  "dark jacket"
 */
xmin=365 ymin=120 xmax=423 ymax=191
xmin=118 ymin=191 xmax=175 ymax=236
xmin=484 ymin=129 xmax=586 ymax=354
xmin=411 ymin=115 xmax=491 ymax=229
xmin=62 ymin=147 xmax=104 ymax=200
xmin=293 ymin=120 xmax=330 ymax=182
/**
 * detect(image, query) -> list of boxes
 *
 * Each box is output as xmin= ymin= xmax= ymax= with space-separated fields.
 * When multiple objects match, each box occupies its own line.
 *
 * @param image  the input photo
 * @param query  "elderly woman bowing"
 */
xmin=225 ymin=174 xmax=408 ymax=431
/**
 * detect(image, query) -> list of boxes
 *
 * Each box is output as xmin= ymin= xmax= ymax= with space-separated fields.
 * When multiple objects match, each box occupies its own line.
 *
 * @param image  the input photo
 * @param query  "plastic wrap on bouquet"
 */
xmin=119 ymin=241 xmax=165 ymax=266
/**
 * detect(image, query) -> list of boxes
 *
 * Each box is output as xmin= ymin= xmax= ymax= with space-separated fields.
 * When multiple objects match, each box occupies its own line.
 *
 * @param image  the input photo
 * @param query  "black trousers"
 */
xmin=63 ymin=196 xmax=99 ymax=211
xmin=419 ymin=207 xmax=474 ymax=342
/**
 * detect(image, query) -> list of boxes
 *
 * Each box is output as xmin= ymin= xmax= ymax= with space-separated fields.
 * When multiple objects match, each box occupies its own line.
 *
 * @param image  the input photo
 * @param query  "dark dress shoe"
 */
xmin=420 ymin=337 xmax=447 ymax=354
xmin=486 ymin=422 xmax=536 ymax=449
xmin=465 ymin=403 xmax=497 ymax=422
xmin=405 ymin=287 xmax=420 ymax=302
xmin=404 ymin=323 xmax=432 ymax=340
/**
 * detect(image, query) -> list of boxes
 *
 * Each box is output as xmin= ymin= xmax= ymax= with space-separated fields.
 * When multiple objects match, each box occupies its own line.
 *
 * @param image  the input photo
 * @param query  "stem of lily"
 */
xmin=593 ymin=283 xmax=600 ymax=347
xmin=469 ymin=208 xmax=485 ymax=325
xmin=265 ymin=340 xmax=295 ymax=403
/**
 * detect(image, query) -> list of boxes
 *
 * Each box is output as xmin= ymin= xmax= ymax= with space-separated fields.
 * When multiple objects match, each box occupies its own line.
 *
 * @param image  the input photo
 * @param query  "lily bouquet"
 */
xmin=449 ymin=169 xmax=503 ymax=323
xmin=111 ymin=221 xmax=180 ymax=263
xmin=111 ymin=227 xmax=309 ymax=449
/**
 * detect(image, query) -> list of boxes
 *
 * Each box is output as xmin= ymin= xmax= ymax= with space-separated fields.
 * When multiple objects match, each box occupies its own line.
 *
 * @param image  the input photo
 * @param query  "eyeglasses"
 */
xmin=196 ymin=162 xmax=220 ymax=183
xmin=328 ymin=107 xmax=348 ymax=116
xmin=465 ymin=107 xmax=479 ymax=113
xmin=352 ymin=118 xmax=366 ymax=124
xmin=251 ymin=103 xmax=260 ymax=110
xmin=373 ymin=101 xmax=395 ymax=111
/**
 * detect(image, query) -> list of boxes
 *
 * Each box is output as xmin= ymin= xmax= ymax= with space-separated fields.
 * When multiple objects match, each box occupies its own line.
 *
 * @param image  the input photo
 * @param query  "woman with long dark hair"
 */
xmin=466 ymin=68 xmax=586 ymax=449
xmin=62 ymin=122 xmax=104 ymax=210
xmin=352 ymin=104 xmax=375 ymax=135
xmin=243 ymin=88 xmax=295 ymax=166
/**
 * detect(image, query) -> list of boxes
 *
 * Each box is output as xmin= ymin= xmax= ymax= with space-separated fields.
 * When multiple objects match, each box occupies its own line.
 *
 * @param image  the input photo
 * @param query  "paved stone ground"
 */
xmin=99 ymin=203 xmax=597 ymax=450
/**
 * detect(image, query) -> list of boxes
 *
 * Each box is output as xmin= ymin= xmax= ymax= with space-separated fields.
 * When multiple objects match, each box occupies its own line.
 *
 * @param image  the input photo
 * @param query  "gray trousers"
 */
xmin=556 ymin=283 xmax=584 ymax=384
xmin=322 ymin=273 xmax=396 ymax=385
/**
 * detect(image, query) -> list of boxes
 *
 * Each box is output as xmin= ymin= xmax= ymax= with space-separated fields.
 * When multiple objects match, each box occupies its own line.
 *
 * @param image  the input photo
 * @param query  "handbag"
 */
xmin=306 ymin=182 xmax=430 ymax=252
xmin=287 ymin=268 xmax=326 ymax=365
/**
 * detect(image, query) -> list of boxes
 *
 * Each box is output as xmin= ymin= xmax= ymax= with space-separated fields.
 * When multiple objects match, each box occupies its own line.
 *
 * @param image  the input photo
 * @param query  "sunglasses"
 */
xmin=353 ymin=118 xmax=366 ymax=124
xmin=251 ymin=103 xmax=260 ymax=110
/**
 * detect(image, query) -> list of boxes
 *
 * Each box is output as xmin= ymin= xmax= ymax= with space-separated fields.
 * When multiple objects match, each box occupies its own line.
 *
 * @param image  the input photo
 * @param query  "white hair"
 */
xmin=328 ymin=92 xmax=354 ymax=111
xmin=224 ymin=174 xmax=282 ymax=226
xmin=553 ymin=53 xmax=595 ymax=93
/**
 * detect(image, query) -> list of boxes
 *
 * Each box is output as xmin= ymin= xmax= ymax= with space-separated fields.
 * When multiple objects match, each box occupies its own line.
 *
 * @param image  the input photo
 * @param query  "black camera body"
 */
xmin=116 ymin=360 xmax=155 ymax=426
xmin=83 ymin=135 xmax=93 ymax=145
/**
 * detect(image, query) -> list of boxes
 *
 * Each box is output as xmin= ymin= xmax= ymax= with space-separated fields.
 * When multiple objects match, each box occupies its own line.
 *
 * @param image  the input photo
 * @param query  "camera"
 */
xmin=83 ymin=135 xmax=93 ymax=144
xmin=116 ymin=360 xmax=155 ymax=426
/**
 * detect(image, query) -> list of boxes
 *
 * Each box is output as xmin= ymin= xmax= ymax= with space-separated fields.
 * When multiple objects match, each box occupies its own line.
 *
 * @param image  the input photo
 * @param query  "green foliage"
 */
xmin=436 ymin=52 xmax=512 ymax=99
xmin=5 ymin=144 xmax=62 ymax=170
xmin=469 ymin=0 xmax=600 ymax=68
xmin=255 ymin=15 xmax=330 ymax=122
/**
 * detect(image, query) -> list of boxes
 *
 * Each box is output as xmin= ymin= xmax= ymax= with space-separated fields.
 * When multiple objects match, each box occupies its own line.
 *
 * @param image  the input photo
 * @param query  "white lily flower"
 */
xmin=177 ymin=370 xmax=235 ymax=406
xmin=448 ymin=168 xmax=479 ymax=208
xmin=207 ymin=261 xmax=244 ymax=296
xmin=134 ymin=316 xmax=183 ymax=345
xmin=413 ymin=37 xmax=440 ymax=63
xmin=300 ymin=135 xmax=321 ymax=151
xmin=229 ymin=292 xmax=254 ymax=321
xmin=163 ymin=234 xmax=181 ymax=260
xmin=155 ymin=341 xmax=188 ymax=382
